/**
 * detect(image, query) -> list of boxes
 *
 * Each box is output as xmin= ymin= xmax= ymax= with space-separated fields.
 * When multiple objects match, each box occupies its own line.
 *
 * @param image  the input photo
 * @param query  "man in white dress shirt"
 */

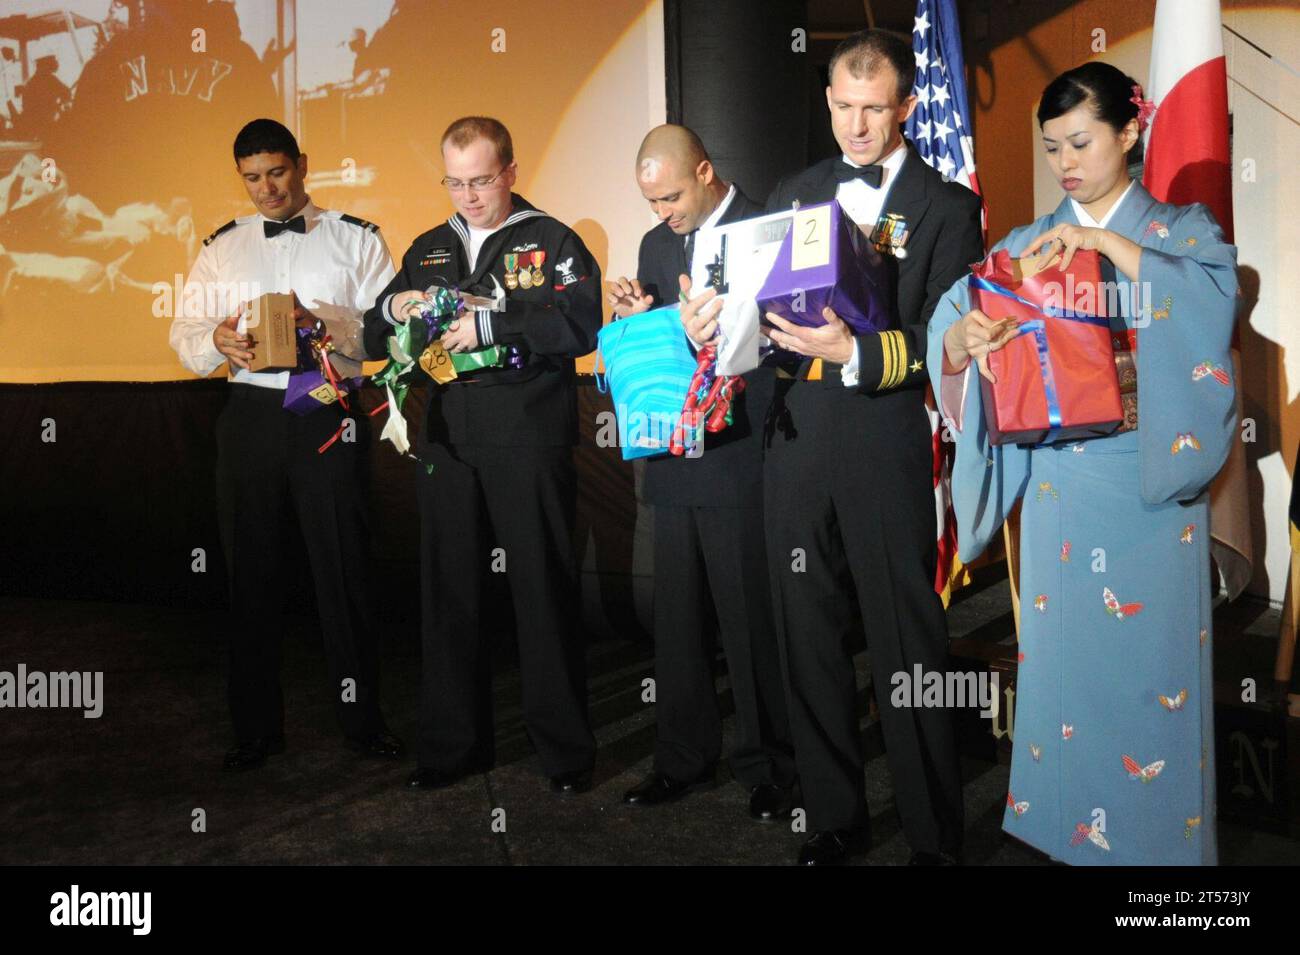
xmin=169 ymin=119 xmax=402 ymax=771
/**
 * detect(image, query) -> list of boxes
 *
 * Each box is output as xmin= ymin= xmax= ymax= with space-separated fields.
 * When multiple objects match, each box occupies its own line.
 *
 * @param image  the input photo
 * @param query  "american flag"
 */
xmin=905 ymin=0 xmax=983 ymax=603
xmin=906 ymin=0 xmax=982 ymax=207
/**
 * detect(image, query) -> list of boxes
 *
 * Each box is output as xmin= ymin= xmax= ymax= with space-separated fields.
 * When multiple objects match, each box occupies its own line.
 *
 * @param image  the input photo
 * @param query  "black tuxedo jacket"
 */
xmin=765 ymin=146 xmax=984 ymax=397
xmin=636 ymin=187 xmax=774 ymax=508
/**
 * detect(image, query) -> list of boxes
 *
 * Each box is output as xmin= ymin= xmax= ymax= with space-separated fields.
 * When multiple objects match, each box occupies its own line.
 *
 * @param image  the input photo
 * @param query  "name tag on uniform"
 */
xmin=420 ymin=246 xmax=453 ymax=267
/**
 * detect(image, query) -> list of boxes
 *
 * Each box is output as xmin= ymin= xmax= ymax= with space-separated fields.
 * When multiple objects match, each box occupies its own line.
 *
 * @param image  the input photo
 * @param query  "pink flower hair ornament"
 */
xmin=1130 ymin=84 xmax=1156 ymax=133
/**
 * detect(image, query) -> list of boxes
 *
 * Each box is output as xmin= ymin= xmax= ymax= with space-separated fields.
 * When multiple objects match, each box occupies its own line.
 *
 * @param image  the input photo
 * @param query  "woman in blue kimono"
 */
xmin=927 ymin=62 xmax=1237 ymax=865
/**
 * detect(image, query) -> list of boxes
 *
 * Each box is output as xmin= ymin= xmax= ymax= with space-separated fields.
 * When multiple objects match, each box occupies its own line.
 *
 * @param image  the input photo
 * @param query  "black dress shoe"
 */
xmin=797 ymin=828 xmax=870 ymax=866
xmin=222 ymin=735 xmax=285 ymax=772
xmin=908 ymin=850 xmax=961 ymax=866
xmin=549 ymin=769 xmax=593 ymax=796
xmin=353 ymin=729 xmax=404 ymax=760
xmin=622 ymin=771 xmax=712 ymax=807
xmin=748 ymin=783 xmax=790 ymax=823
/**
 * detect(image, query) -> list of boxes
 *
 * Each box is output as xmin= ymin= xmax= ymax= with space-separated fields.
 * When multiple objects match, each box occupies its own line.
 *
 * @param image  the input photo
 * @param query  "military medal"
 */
xmin=531 ymin=250 xmax=546 ymax=286
xmin=504 ymin=253 xmax=519 ymax=290
xmin=518 ymin=251 xmax=534 ymax=289
xmin=870 ymin=212 xmax=910 ymax=259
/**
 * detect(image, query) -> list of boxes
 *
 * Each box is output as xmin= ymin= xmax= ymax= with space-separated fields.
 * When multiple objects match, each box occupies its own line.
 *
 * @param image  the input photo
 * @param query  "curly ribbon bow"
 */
xmin=668 ymin=344 xmax=747 ymax=456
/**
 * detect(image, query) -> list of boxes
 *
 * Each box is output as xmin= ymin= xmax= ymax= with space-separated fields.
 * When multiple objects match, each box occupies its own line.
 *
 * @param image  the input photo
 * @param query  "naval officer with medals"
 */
xmin=683 ymin=30 xmax=984 ymax=865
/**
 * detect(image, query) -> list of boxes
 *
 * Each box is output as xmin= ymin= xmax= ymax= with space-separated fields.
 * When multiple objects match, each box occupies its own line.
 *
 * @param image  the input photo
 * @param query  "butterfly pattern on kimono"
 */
xmin=1192 ymin=361 xmax=1230 ymax=386
xmin=1070 ymin=821 xmax=1111 ymax=851
xmin=1123 ymin=754 xmax=1166 ymax=783
xmin=1036 ymin=481 xmax=1059 ymax=501
xmin=1060 ymin=541 xmax=1072 ymax=562
xmin=1034 ymin=593 xmax=1049 ymax=613
xmin=1062 ymin=723 xmax=1074 ymax=740
xmin=1184 ymin=816 xmax=1202 ymax=840
xmin=1180 ymin=524 xmax=1195 ymax=544
xmin=1030 ymin=743 xmax=1042 ymax=762
xmin=1152 ymin=294 xmax=1173 ymax=320
xmin=1143 ymin=220 xmax=1170 ymax=240
xmin=1103 ymin=586 xmax=1144 ymax=620
xmin=1006 ymin=792 xmax=1030 ymax=816
xmin=1171 ymin=432 xmax=1202 ymax=454
xmin=1157 ymin=688 xmax=1189 ymax=711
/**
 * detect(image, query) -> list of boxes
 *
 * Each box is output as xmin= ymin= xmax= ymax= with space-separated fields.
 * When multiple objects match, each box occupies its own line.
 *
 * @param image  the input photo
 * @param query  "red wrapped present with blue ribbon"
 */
xmin=970 ymin=248 xmax=1123 ymax=446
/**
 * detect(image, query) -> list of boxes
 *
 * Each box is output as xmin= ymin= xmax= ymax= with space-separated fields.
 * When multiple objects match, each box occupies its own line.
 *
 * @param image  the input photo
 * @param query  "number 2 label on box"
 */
xmin=791 ymin=206 xmax=831 ymax=271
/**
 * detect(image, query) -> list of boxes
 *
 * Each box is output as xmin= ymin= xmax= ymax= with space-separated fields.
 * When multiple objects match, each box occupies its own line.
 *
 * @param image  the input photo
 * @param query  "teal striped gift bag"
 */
xmin=594 ymin=305 xmax=696 ymax=460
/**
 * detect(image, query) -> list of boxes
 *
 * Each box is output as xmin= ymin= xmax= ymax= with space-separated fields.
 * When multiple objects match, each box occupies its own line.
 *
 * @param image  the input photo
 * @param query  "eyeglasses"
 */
xmin=441 ymin=168 xmax=509 ymax=192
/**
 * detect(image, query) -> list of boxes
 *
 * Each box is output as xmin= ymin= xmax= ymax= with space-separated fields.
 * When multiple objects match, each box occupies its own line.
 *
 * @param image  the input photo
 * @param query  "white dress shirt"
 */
xmin=169 ymin=198 xmax=395 ymax=389
xmin=689 ymin=182 xmax=737 ymax=266
xmin=836 ymin=142 xmax=908 ymax=387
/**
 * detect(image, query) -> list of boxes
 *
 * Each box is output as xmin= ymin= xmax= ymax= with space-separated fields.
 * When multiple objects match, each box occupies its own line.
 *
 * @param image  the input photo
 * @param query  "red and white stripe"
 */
xmin=1142 ymin=0 xmax=1233 ymax=241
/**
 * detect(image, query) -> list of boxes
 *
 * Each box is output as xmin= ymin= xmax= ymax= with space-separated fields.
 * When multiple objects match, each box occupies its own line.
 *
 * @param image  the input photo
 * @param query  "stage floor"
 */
xmin=2 ymin=577 xmax=1297 ymax=866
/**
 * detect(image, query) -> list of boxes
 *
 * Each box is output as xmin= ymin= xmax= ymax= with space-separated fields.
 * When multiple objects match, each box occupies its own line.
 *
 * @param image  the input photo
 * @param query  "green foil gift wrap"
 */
xmin=371 ymin=286 xmax=461 ymax=456
xmin=450 ymin=346 xmax=505 ymax=373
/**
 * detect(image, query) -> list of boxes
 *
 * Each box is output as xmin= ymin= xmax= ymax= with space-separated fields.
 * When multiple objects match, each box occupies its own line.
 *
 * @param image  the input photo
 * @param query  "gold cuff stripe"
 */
xmin=878 ymin=330 xmax=907 ymax=391
xmin=878 ymin=331 xmax=895 ymax=391
xmin=890 ymin=331 xmax=910 ymax=389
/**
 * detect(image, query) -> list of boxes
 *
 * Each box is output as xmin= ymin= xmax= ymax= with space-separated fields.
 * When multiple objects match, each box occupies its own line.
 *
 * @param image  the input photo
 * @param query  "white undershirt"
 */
xmin=466 ymin=222 xmax=500 ymax=271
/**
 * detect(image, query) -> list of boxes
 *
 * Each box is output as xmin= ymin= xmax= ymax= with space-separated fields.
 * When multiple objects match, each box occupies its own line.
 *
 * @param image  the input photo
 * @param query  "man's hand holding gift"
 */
xmin=676 ymin=274 xmax=722 ymax=347
xmin=290 ymin=291 xmax=319 ymax=329
xmin=764 ymin=306 xmax=855 ymax=365
xmin=388 ymin=289 xmax=430 ymax=324
xmin=213 ymin=302 xmax=253 ymax=369
xmin=440 ymin=311 xmax=479 ymax=353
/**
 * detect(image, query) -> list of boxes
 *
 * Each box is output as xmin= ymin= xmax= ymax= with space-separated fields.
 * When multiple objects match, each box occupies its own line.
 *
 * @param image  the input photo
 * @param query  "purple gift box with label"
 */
xmin=283 ymin=326 xmax=362 ymax=415
xmin=755 ymin=200 xmax=891 ymax=334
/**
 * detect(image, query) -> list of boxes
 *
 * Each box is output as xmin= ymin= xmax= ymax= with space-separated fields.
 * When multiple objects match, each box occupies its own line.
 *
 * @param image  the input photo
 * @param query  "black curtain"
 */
xmin=665 ymin=0 xmax=811 ymax=204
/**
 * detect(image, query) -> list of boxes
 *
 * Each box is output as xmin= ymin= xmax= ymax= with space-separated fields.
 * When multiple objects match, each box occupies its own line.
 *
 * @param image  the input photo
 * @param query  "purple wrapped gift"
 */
xmin=283 ymin=325 xmax=362 ymax=415
xmin=755 ymin=200 xmax=891 ymax=334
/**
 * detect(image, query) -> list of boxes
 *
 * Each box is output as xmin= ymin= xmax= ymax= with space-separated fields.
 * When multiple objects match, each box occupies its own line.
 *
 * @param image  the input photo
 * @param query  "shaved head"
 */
xmin=634 ymin=124 xmax=728 ymax=235
xmin=636 ymin=124 xmax=709 ymax=182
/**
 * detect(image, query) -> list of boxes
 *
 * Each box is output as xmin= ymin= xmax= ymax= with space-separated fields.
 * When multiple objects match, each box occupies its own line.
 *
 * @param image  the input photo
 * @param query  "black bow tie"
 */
xmin=264 ymin=215 xmax=306 ymax=239
xmin=834 ymin=163 xmax=884 ymax=188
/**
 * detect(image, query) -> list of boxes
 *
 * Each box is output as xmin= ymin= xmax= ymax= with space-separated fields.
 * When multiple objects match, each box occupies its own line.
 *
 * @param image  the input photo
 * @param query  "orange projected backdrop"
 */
xmin=0 ymin=0 xmax=665 ymax=381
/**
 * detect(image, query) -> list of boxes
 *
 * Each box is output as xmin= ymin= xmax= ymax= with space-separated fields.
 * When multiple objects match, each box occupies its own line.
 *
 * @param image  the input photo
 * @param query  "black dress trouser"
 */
xmin=651 ymin=502 xmax=795 ymax=789
xmin=763 ymin=382 xmax=964 ymax=854
xmin=215 ymin=383 xmax=384 ymax=744
xmin=413 ymin=439 xmax=596 ymax=777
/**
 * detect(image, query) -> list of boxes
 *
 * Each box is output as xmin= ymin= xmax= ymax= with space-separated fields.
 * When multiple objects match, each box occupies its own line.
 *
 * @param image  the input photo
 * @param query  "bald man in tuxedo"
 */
xmin=607 ymin=125 xmax=794 ymax=821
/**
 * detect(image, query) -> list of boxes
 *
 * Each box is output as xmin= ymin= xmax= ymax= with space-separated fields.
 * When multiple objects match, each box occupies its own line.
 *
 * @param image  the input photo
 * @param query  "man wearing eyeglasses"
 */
xmin=363 ymin=116 xmax=602 ymax=795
